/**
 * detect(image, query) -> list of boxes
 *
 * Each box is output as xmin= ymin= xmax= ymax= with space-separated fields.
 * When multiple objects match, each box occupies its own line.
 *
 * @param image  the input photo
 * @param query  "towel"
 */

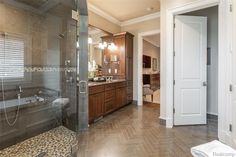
xmin=191 ymin=140 xmax=236 ymax=157
xmin=52 ymin=98 xmax=69 ymax=107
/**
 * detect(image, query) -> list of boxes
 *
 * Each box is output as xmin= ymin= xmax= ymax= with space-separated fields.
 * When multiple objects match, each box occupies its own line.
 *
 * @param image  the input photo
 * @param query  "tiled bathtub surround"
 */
xmin=0 ymin=126 xmax=78 ymax=157
xmin=0 ymin=87 xmax=62 ymax=149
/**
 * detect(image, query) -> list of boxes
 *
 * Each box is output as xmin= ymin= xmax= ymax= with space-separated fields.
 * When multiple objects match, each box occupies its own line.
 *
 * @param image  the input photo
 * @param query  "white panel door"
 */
xmin=174 ymin=16 xmax=207 ymax=125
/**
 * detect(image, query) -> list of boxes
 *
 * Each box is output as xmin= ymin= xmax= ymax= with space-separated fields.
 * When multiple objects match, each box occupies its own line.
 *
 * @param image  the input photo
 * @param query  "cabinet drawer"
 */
xmin=116 ymin=81 xmax=127 ymax=88
xmin=105 ymin=84 xmax=116 ymax=91
xmin=105 ymin=90 xmax=116 ymax=102
xmin=105 ymin=100 xmax=115 ymax=113
xmin=89 ymin=85 xmax=105 ymax=95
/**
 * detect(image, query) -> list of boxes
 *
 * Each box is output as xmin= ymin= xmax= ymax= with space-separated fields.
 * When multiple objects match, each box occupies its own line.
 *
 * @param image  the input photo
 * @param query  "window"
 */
xmin=0 ymin=33 xmax=25 ymax=80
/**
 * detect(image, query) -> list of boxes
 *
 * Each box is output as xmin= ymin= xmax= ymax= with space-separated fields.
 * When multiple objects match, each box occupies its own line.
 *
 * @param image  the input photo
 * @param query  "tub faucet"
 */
xmin=16 ymin=85 xmax=23 ymax=94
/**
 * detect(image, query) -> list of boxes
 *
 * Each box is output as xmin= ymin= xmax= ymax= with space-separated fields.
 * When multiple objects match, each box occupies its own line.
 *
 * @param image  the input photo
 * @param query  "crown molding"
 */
xmin=143 ymin=38 xmax=160 ymax=48
xmin=88 ymin=2 xmax=160 ymax=27
xmin=88 ymin=3 xmax=121 ymax=25
xmin=121 ymin=12 xmax=160 ymax=27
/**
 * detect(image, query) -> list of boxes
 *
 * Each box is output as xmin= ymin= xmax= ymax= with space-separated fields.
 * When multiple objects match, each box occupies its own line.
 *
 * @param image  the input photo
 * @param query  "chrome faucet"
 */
xmin=16 ymin=85 xmax=23 ymax=94
xmin=16 ymin=85 xmax=23 ymax=99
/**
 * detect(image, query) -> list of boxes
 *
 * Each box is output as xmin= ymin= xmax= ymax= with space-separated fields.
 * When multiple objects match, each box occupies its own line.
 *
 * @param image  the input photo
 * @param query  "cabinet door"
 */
xmin=126 ymin=34 xmax=133 ymax=58
xmin=116 ymin=87 xmax=127 ymax=107
xmin=127 ymin=81 xmax=133 ymax=104
xmin=126 ymin=57 xmax=133 ymax=81
xmin=89 ymin=95 xmax=95 ymax=123
xmin=105 ymin=89 xmax=116 ymax=113
xmin=114 ymin=36 xmax=126 ymax=77
xmin=89 ymin=92 xmax=104 ymax=122
xmin=122 ymin=87 xmax=127 ymax=106
xmin=116 ymin=88 xmax=123 ymax=108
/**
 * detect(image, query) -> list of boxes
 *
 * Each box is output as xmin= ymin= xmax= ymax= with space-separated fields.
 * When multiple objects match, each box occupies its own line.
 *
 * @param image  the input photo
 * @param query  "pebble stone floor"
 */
xmin=0 ymin=126 xmax=78 ymax=157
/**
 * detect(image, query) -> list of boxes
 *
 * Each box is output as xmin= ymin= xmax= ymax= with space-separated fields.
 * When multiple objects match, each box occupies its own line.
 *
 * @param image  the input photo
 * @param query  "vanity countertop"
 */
xmin=88 ymin=79 xmax=126 ymax=87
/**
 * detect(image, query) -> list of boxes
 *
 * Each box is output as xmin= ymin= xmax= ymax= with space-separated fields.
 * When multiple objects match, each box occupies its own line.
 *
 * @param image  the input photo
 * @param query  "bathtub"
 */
xmin=0 ymin=95 xmax=62 ymax=149
xmin=0 ymin=96 xmax=45 ymax=109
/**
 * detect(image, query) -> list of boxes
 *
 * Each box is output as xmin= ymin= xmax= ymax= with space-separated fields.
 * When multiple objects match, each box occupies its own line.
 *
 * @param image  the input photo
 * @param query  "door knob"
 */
xmin=203 ymin=82 xmax=207 ymax=86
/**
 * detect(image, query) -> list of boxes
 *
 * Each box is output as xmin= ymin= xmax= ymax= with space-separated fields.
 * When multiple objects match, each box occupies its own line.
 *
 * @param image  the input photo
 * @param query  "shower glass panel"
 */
xmin=0 ymin=0 xmax=79 ymax=149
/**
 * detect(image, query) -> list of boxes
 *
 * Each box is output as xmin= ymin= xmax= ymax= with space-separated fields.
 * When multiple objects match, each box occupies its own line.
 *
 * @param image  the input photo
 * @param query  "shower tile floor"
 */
xmin=0 ymin=126 xmax=78 ymax=157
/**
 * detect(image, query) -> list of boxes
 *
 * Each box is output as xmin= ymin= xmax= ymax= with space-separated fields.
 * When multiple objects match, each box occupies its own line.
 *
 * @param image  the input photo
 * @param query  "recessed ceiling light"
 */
xmin=147 ymin=7 xmax=154 ymax=11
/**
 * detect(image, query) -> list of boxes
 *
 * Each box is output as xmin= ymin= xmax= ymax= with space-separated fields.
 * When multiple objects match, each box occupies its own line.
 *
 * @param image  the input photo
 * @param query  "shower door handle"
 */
xmin=79 ymin=80 xmax=88 ymax=94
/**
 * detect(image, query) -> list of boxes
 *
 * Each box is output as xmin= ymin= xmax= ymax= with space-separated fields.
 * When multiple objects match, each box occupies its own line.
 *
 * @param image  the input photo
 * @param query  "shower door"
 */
xmin=0 ymin=0 xmax=83 ymax=149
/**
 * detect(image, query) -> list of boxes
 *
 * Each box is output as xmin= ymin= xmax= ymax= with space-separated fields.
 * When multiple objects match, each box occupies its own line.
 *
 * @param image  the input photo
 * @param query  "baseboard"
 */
xmin=132 ymin=100 xmax=138 ymax=105
xmin=159 ymin=117 xmax=166 ymax=126
xmin=207 ymin=113 xmax=218 ymax=121
xmin=218 ymin=130 xmax=231 ymax=146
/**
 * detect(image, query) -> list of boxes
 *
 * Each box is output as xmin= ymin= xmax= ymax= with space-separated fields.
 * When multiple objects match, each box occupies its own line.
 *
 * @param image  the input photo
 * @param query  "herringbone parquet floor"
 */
xmin=77 ymin=103 xmax=217 ymax=157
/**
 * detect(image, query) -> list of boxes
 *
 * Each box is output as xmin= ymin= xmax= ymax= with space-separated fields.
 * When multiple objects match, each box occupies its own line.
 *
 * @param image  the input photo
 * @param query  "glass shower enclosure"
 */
xmin=0 ymin=0 xmax=84 ymax=150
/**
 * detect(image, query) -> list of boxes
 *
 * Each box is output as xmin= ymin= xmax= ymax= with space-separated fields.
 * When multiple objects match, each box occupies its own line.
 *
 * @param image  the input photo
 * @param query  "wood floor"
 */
xmin=77 ymin=102 xmax=217 ymax=157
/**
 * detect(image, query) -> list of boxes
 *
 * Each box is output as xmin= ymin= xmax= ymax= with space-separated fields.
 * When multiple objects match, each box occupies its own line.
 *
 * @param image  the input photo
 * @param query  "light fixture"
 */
xmin=88 ymin=37 xmax=93 ymax=44
xmin=108 ymin=42 xmax=118 ymax=51
xmin=98 ymin=41 xmax=117 ymax=51
xmin=98 ymin=43 xmax=105 ymax=49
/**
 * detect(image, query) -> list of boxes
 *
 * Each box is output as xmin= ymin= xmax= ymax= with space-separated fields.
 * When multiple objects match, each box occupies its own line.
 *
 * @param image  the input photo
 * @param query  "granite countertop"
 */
xmin=88 ymin=79 xmax=126 ymax=87
xmin=75 ymin=79 xmax=125 ymax=87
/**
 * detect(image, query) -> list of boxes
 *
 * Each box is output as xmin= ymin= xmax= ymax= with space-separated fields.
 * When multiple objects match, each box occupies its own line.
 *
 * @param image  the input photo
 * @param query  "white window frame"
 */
xmin=0 ymin=32 xmax=32 ymax=84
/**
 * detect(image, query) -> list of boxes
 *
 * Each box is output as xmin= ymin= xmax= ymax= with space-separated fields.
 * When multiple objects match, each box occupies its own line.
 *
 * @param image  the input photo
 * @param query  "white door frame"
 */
xmin=163 ymin=0 xmax=232 ymax=144
xmin=137 ymin=29 xmax=160 ymax=106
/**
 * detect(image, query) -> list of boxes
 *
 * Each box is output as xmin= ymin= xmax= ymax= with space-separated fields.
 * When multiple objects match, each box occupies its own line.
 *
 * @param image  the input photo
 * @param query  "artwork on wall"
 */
xmin=152 ymin=58 xmax=158 ymax=71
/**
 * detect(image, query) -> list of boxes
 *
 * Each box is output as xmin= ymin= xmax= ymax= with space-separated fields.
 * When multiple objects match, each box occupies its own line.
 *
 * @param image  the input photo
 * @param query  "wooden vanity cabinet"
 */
xmin=102 ymin=32 xmax=134 ymax=80
xmin=89 ymin=85 xmax=105 ymax=123
xmin=88 ymin=81 xmax=129 ymax=124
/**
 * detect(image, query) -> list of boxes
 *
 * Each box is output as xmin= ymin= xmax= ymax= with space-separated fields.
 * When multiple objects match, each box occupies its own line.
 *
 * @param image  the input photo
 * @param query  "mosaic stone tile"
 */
xmin=0 ymin=126 xmax=78 ymax=157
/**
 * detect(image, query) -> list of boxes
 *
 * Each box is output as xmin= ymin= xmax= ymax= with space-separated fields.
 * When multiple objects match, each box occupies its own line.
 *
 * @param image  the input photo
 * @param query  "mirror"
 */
xmin=88 ymin=26 xmax=112 ymax=78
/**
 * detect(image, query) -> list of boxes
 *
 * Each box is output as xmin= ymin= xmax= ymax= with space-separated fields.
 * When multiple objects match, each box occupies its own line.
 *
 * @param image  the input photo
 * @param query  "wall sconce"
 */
xmin=76 ymin=37 xmax=93 ymax=48
xmin=98 ymin=41 xmax=117 ymax=51
xmin=88 ymin=37 xmax=93 ymax=44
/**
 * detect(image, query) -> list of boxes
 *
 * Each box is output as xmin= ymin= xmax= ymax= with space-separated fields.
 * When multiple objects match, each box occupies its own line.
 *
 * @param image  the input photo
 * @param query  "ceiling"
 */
xmin=143 ymin=34 xmax=160 ymax=47
xmin=88 ymin=0 xmax=160 ymax=22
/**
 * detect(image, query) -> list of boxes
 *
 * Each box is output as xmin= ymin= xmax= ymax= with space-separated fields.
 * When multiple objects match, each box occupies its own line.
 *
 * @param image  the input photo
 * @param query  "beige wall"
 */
xmin=143 ymin=40 xmax=160 ymax=74
xmin=89 ymin=11 xmax=121 ymax=34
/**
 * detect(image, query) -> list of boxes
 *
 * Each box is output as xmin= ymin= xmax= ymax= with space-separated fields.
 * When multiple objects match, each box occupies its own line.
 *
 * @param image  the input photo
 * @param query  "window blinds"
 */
xmin=0 ymin=34 xmax=24 ymax=79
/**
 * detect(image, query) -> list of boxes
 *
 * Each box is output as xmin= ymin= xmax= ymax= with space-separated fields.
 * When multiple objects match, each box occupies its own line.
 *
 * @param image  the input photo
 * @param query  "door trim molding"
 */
xmin=163 ymin=0 xmax=231 ymax=144
xmin=137 ymin=29 xmax=160 ymax=106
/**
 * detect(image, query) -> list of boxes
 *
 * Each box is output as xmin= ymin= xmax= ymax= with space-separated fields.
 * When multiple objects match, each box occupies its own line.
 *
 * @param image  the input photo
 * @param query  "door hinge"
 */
xmin=173 ymin=80 xmax=175 ymax=85
xmin=230 ymin=4 xmax=233 ymax=12
xmin=174 ymin=23 xmax=176 ymax=28
xmin=229 ymin=84 xmax=233 ymax=92
xmin=173 ymin=51 xmax=176 ymax=57
xmin=173 ymin=108 xmax=175 ymax=114
xmin=229 ymin=124 xmax=233 ymax=132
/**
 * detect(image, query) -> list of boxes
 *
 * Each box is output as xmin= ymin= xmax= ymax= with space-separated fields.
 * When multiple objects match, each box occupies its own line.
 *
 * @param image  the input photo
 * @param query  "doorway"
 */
xmin=174 ymin=6 xmax=219 ymax=126
xmin=137 ymin=30 xmax=160 ymax=107
xmin=142 ymin=34 xmax=160 ymax=105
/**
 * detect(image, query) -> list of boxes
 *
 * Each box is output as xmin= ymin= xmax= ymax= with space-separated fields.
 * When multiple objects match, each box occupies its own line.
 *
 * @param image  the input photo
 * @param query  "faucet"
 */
xmin=16 ymin=85 xmax=23 ymax=93
xmin=16 ymin=85 xmax=23 ymax=98
xmin=18 ymin=86 xmax=23 ymax=93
